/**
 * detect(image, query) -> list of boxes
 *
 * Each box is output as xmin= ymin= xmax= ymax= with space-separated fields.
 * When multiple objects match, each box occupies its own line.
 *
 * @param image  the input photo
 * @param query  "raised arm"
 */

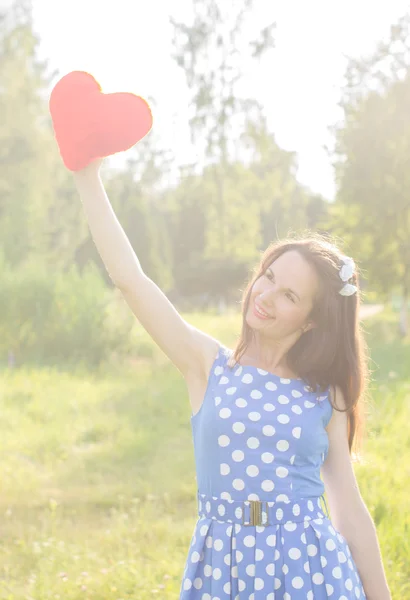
xmin=73 ymin=160 xmax=219 ymax=379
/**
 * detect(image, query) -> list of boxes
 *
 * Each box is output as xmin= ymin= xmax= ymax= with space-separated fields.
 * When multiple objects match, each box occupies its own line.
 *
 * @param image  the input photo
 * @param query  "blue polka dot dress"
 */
xmin=179 ymin=343 xmax=367 ymax=599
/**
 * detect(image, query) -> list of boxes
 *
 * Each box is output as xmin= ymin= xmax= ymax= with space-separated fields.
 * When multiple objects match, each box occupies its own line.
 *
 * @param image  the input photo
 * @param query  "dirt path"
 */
xmin=359 ymin=304 xmax=384 ymax=319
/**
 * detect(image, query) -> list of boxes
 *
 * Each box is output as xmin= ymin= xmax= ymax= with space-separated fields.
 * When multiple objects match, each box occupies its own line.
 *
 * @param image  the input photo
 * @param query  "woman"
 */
xmin=73 ymin=159 xmax=391 ymax=599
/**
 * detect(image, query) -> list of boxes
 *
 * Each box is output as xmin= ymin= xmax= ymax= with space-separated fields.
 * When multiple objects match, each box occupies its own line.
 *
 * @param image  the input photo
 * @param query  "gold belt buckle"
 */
xmin=242 ymin=500 xmax=270 ymax=526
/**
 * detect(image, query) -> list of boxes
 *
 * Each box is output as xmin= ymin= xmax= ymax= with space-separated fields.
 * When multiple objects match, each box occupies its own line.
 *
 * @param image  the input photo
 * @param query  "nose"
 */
xmin=258 ymin=287 xmax=277 ymax=308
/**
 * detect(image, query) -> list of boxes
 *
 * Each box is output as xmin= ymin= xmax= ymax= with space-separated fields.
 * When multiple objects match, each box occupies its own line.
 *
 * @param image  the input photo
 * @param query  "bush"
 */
xmin=0 ymin=259 xmax=135 ymax=368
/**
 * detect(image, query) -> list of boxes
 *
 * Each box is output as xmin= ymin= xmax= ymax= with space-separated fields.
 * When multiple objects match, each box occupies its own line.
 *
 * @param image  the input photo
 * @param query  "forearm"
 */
xmin=342 ymin=510 xmax=391 ymax=600
xmin=73 ymin=169 xmax=143 ymax=290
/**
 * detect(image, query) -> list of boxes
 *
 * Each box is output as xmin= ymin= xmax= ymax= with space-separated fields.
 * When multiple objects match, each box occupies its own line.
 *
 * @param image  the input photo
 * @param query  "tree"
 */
xmin=330 ymin=13 xmax=410 ymax=333
xmin=170 ymin=0 xmax=275 ymax=259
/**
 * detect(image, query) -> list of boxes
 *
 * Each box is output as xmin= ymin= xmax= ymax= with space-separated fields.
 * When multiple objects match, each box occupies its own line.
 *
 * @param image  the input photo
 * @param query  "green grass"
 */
xmin=0 ymin=307 xmax=408 ymax=598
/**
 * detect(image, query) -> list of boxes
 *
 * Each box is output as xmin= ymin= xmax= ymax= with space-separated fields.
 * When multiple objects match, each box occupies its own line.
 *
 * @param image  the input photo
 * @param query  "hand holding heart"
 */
xmin=49 ymin=71 xmax=153 ymax=171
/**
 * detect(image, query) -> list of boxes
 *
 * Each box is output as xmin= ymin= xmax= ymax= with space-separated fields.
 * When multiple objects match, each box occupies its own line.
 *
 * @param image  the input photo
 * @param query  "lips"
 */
xmin=254 ymin=301 xmax=273 ymax=319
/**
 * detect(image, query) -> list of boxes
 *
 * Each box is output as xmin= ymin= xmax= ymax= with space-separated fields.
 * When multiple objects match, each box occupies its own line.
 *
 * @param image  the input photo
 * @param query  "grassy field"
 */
xmin=0 ymin=307 xmax=408 ymax=599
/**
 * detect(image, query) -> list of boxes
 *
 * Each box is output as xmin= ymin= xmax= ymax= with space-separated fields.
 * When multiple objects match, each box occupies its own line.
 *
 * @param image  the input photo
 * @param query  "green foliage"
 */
xmin=0 ymin=259 xmax=134 ymax=368
xmin=330 ymin=12 xmax=410 ymax=302
xmin=0 ymin=311 xmax=405 ymax=598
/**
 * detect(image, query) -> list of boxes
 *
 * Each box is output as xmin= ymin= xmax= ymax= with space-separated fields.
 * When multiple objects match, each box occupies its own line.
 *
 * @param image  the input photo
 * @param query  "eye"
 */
xmin=286 ymin=293 xmax=295 ymax=303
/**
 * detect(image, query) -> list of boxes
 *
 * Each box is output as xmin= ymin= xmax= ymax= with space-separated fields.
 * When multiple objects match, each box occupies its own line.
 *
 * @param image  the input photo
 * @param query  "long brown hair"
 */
xmin=227 ymin=232 xmax=370 ymax=462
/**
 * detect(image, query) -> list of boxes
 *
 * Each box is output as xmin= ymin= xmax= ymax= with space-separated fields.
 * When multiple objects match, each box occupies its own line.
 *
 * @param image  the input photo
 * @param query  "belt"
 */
xmin=197 ymin=492 xmax=330 ymax=527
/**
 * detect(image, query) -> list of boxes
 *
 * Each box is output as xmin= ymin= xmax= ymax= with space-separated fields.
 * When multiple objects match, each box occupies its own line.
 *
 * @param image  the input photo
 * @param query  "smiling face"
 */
xmin=246 ymin=250 xmax=321 ymax=338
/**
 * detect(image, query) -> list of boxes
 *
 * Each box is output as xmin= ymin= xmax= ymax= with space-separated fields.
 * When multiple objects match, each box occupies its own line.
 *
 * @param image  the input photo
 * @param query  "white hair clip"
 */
xmin=338 ymin=256 xmax=358 ymax=296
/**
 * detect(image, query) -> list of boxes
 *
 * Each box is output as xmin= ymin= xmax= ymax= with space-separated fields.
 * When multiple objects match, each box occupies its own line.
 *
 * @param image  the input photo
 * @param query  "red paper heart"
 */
xmin=49 ymin=71 xmax=153 ymax=171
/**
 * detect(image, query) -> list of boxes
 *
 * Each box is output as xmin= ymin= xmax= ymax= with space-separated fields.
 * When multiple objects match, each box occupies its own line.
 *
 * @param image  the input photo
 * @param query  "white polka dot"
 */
xmin=263 ymin=403 xmax=275 ymax=411
xmin=312 ymin=572 xmax=324 ymax=584
xmin=266 ymin=534 xmax=276 ymax=546
xmin=232 ymin=422 xmax=245 ymax=433
xmin=278 ymin=394 xmax=290 ymax=404
xmin=218 ymin=435 xmax=230 ymax=447
xmin=265 ymin=381 xmax=277 ymax=390
xmin=219 ymin=376 xmax=229 ymax=385
xmin=214 ymin=539 xmax=224 ymax=551
xmin=292 ymin=427 xmax=302 ymax=438
xmin=226 ymin=387 xmax=237 ymax=395
xmin=346 ymin=578 xmax=353 ymax=591
xmin=242 ymin=374 xmax=253 ymax=384
xmin=338 ymin=550 xmax=347 ymax=563
xmin=220 ymin=463 xmax=230 ymax=475
xmin=247 ymin=437 xmax=260 ymax=449
xmin=245 ymin=564 xmax=255 ymax=576
xmin=217 ymin=504 xmax=226 ymax=516
xmin=289 ymin=548 xmax=301 ymax=560
xmin=292 ymin=504 xmax=300 ymax=516
xmin=261 ymin=452 xmax=274 ymax=463
xmin=236 ymin=398 xmax=247 ymax=407
xmin=304 ymin=400 xmax=316 ymax=408
xmin=266 ymin=563 xmax=274 ymax=575
xmin=255 ymin=548 xmax=264 ymax=561
xmin=232 ymin=450 xmax=245 ymax=462
xmin=219 ymin=408 xmax=231 ymax=418
xmin=243 ymin=534 xmax=256 ymax=547
xmin=249 ymin=412 xmax=261 ymax=421
xmin=307 ymin=544 xmax=318 ymax=556
xmin=250 ymin=390 xmax=262 ymax=399
xmin=191 ymin=551 xmax=200 ymax=563
xmin=200 ymin=525 xmax=208 ymax=536
xmin=212 ymin=568 xmax=222 ymax=579
xmin=292 ymin=389 xmax=303 ymax=397
xmin=246 ymin=465 xmax=259 ymax=477
xmin=233 ymin=479 xmax=245 ymax=490
xmin=326 ymin=538 xmax=337 ymax=551
xmin=203 ymin=566 xmax=212 ymax=577
xmin=292 ymin=576 xmax=304 ymax=589
xmin=183 ymin=579 xmax=192 ymax=590
xmin=214 ymin=366 xmax=224 ymax=376
xmin=255 ymin=578 xmax=264 ymax=590
xmin=332 ymin=566 xmax=342 ymax=579
xmin=261 ymin=480 xmax=275 ymax=492
xmin=234 ymin=366 xmax=243 ymax=376
xmin=304 ymin=561 xmax=311 ymax=573
xmin=193 ymin=577 xmax=203 ymax=589
xmin=262 ymin=425 xmax=275 ymax=436
xmin=277 ymin=414 xmax=290 ymax=424
xmin=276 ymin=439 xmax=289 ymax=451
xmin=291 ymin=405 xmax=302 ymax=414
xmin=223 ymin=582 xmax=231 ymax=594
xmin=215 ymin=396 xmax=222 ymax=406
xmin=276 ymin=466 xmax=289 ymax=478
xmin=276 ymin=508 xmax=284 ymax=520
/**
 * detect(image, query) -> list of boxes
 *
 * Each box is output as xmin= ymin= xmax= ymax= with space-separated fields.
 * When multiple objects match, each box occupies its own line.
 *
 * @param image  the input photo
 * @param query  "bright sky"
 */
xmin=30 ymin=0 xmax=410 ymax=200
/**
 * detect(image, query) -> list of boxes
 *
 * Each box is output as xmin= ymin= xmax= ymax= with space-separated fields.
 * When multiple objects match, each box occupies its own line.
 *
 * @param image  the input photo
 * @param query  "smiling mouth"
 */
xmin=254 ymin=301 xmax=274 ymax=319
